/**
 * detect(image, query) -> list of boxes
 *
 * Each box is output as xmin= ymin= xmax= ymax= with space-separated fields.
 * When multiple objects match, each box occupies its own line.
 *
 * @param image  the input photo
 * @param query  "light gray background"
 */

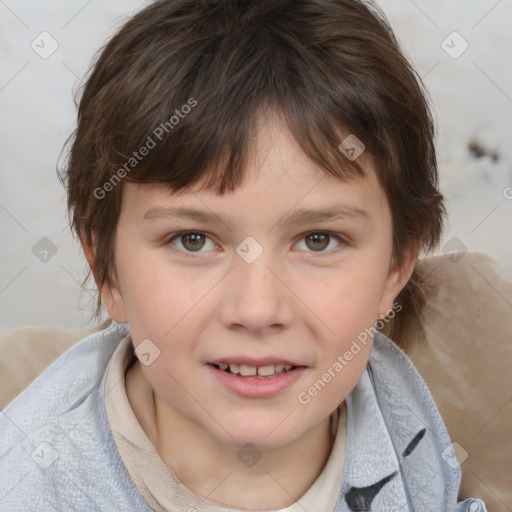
xmin=1 ymin=0 xmax=511 ymax=332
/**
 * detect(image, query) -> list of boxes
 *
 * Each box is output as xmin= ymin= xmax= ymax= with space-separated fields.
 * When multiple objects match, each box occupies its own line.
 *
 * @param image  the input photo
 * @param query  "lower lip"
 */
xmin=207 ymin=364 xmax=306 ymax=398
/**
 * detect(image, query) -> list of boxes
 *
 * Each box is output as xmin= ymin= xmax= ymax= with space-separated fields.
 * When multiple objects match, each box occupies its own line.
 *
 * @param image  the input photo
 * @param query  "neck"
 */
xmin=155 ymin=396 xmax=334 ymax=510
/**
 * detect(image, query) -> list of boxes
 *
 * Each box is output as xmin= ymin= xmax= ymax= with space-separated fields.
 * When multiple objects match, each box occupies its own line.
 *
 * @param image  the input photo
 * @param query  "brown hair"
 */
xmin=59 ymin=0 xmax=446 ymax=348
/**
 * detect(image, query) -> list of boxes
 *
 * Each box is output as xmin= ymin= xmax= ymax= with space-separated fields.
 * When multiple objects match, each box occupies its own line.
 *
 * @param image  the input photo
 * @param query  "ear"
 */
xmin=80 ymin=235 xmax=128 ymax=323
xmin=378 ymin=241 xmax=420 ymax=317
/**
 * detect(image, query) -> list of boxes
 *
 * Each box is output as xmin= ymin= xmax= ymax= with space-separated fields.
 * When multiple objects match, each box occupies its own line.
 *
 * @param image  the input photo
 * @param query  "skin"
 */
xmin=82 ymin=113 xmax=417 ymax=510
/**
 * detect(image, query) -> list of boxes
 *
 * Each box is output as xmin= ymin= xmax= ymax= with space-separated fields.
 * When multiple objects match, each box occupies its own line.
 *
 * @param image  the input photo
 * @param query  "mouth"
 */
xmin=207 ymin=360 xmax=307 ymax=398
xmin=209 ymin=362 xmax=299 ymax=379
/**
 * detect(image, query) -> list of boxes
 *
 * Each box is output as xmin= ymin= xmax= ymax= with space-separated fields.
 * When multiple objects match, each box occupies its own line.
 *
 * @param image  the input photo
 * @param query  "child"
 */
xmin=0 ymin=1 xmax=488 ymax=510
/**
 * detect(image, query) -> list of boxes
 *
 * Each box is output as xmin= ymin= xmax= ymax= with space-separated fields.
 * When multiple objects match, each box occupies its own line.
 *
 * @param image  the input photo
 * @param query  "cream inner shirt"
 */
xmin=104 ymin=335 xmax=347 ymax=512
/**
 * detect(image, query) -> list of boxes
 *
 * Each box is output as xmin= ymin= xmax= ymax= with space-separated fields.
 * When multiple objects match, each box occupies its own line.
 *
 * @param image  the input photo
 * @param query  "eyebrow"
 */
xmin=142 ymin=204 xmax=370 ymax=229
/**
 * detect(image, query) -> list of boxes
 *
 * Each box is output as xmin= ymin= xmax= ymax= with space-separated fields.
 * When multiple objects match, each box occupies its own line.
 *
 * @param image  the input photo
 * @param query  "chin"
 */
xmin=212 ymin=417 xmax=302 ymax=451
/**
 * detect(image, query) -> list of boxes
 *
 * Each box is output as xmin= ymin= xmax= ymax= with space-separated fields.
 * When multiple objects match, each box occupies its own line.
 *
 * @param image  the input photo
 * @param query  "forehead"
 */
xmin=119 ymin=117 xmax=388 ymax=226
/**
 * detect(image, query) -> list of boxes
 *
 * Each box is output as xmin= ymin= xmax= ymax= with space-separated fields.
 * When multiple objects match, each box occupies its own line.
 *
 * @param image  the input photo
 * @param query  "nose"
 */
xmin=217 ymin=253 xmax=295 ymax=335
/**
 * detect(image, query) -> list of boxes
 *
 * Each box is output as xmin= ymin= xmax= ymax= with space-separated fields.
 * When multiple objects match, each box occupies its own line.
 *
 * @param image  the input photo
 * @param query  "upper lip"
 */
xmin=208 ymin=356 xmax=305 ymax=367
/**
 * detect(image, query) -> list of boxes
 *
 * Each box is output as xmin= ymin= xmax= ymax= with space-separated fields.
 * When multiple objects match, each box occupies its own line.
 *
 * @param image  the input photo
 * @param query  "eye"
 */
xmin=295 ymin=232 xmax=345 ymax=253
xmin=164 ymin=230 xmax=347 ymax=258
xmin=165 ymin=231 xmax=217 ymax=256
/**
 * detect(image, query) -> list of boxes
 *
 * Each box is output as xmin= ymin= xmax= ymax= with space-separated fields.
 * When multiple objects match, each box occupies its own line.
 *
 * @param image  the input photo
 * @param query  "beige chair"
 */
xmin=1 ymin=252 xmax=510 ymax=510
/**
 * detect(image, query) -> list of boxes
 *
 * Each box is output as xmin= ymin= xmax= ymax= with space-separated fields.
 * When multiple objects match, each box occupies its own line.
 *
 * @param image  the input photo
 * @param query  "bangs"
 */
xmin=83 ymin=1 xmax=386 ymax=199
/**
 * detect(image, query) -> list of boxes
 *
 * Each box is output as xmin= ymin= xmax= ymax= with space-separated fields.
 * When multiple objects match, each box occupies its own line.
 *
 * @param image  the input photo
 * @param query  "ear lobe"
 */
xmin=79 ymin=234 xmax=128 ymax=323
xmin=379 ymin=242 xmax=419 ymax=316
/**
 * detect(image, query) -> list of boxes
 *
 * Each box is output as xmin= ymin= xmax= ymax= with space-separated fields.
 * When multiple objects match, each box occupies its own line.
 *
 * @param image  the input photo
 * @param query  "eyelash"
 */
xmin=164 ymin=231 xmax=348 ymax=259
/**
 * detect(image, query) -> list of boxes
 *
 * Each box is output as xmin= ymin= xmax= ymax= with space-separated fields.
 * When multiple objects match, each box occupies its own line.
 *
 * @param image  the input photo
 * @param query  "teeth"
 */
xmin=218 ymin=362 xmax=295 ymax=377
xmin=239 ymin=364 xmax=257 ymax=376
xmin=257 ymin=365 xmax=276 ymax=377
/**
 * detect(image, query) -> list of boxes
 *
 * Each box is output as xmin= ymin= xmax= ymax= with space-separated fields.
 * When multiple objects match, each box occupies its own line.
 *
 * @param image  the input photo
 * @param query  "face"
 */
xmin=91 ymin=115 xmax=415 ymax=450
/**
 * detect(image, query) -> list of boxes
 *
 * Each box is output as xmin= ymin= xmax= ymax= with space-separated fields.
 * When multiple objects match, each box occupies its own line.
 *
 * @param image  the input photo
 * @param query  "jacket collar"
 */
xmin=335 ymin=330 xmax=462 ymax=511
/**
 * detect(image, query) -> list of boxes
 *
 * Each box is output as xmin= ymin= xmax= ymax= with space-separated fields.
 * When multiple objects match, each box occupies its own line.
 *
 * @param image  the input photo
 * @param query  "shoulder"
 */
xmin=401 ymin=253 xmax=511 ymax=509
xmin=1 ymin=321 xmax=128 ymax=433
xmin=0 ymin=323 xmax=97 ymax=408
xmin=369 ymin=330 xmax=450 ymax=434
xmin=367 ymin=331 xmax=462 ymax=502
xmin=0 ymin=322 xmax=146 ymax=510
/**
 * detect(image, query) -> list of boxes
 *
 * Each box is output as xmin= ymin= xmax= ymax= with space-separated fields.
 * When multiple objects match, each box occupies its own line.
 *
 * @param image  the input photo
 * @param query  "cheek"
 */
xmin=299 ymin=265 xmax=385 ymax=402
xmin=117 ymin=252 xmax=210 ymax=335
xmin=118 ymin=263 xmax=215 ymax=380
xmin=312 ymin=306 xmax=375 ymax=409
xmin=302 ymin=265 xmax=387 ymax=339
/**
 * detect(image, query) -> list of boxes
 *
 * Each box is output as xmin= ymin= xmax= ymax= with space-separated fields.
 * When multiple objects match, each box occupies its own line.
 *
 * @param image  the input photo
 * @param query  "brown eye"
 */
xmin=180 ymin=232 xmax=206 ymax=251
xmin=304 ymin=233 xmax=330 ymax=251
xmin=295 ymin=232 xmax=345 ymax=254
xmin=165 ymin=231 xmax=217 ymax=258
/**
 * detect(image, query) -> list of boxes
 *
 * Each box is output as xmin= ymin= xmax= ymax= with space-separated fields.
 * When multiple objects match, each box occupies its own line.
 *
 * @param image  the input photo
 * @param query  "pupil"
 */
xmin=183 ymin=233 xmax=204 ymax=251
xmin=306 ymin=233 xmax=328 ymax=251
